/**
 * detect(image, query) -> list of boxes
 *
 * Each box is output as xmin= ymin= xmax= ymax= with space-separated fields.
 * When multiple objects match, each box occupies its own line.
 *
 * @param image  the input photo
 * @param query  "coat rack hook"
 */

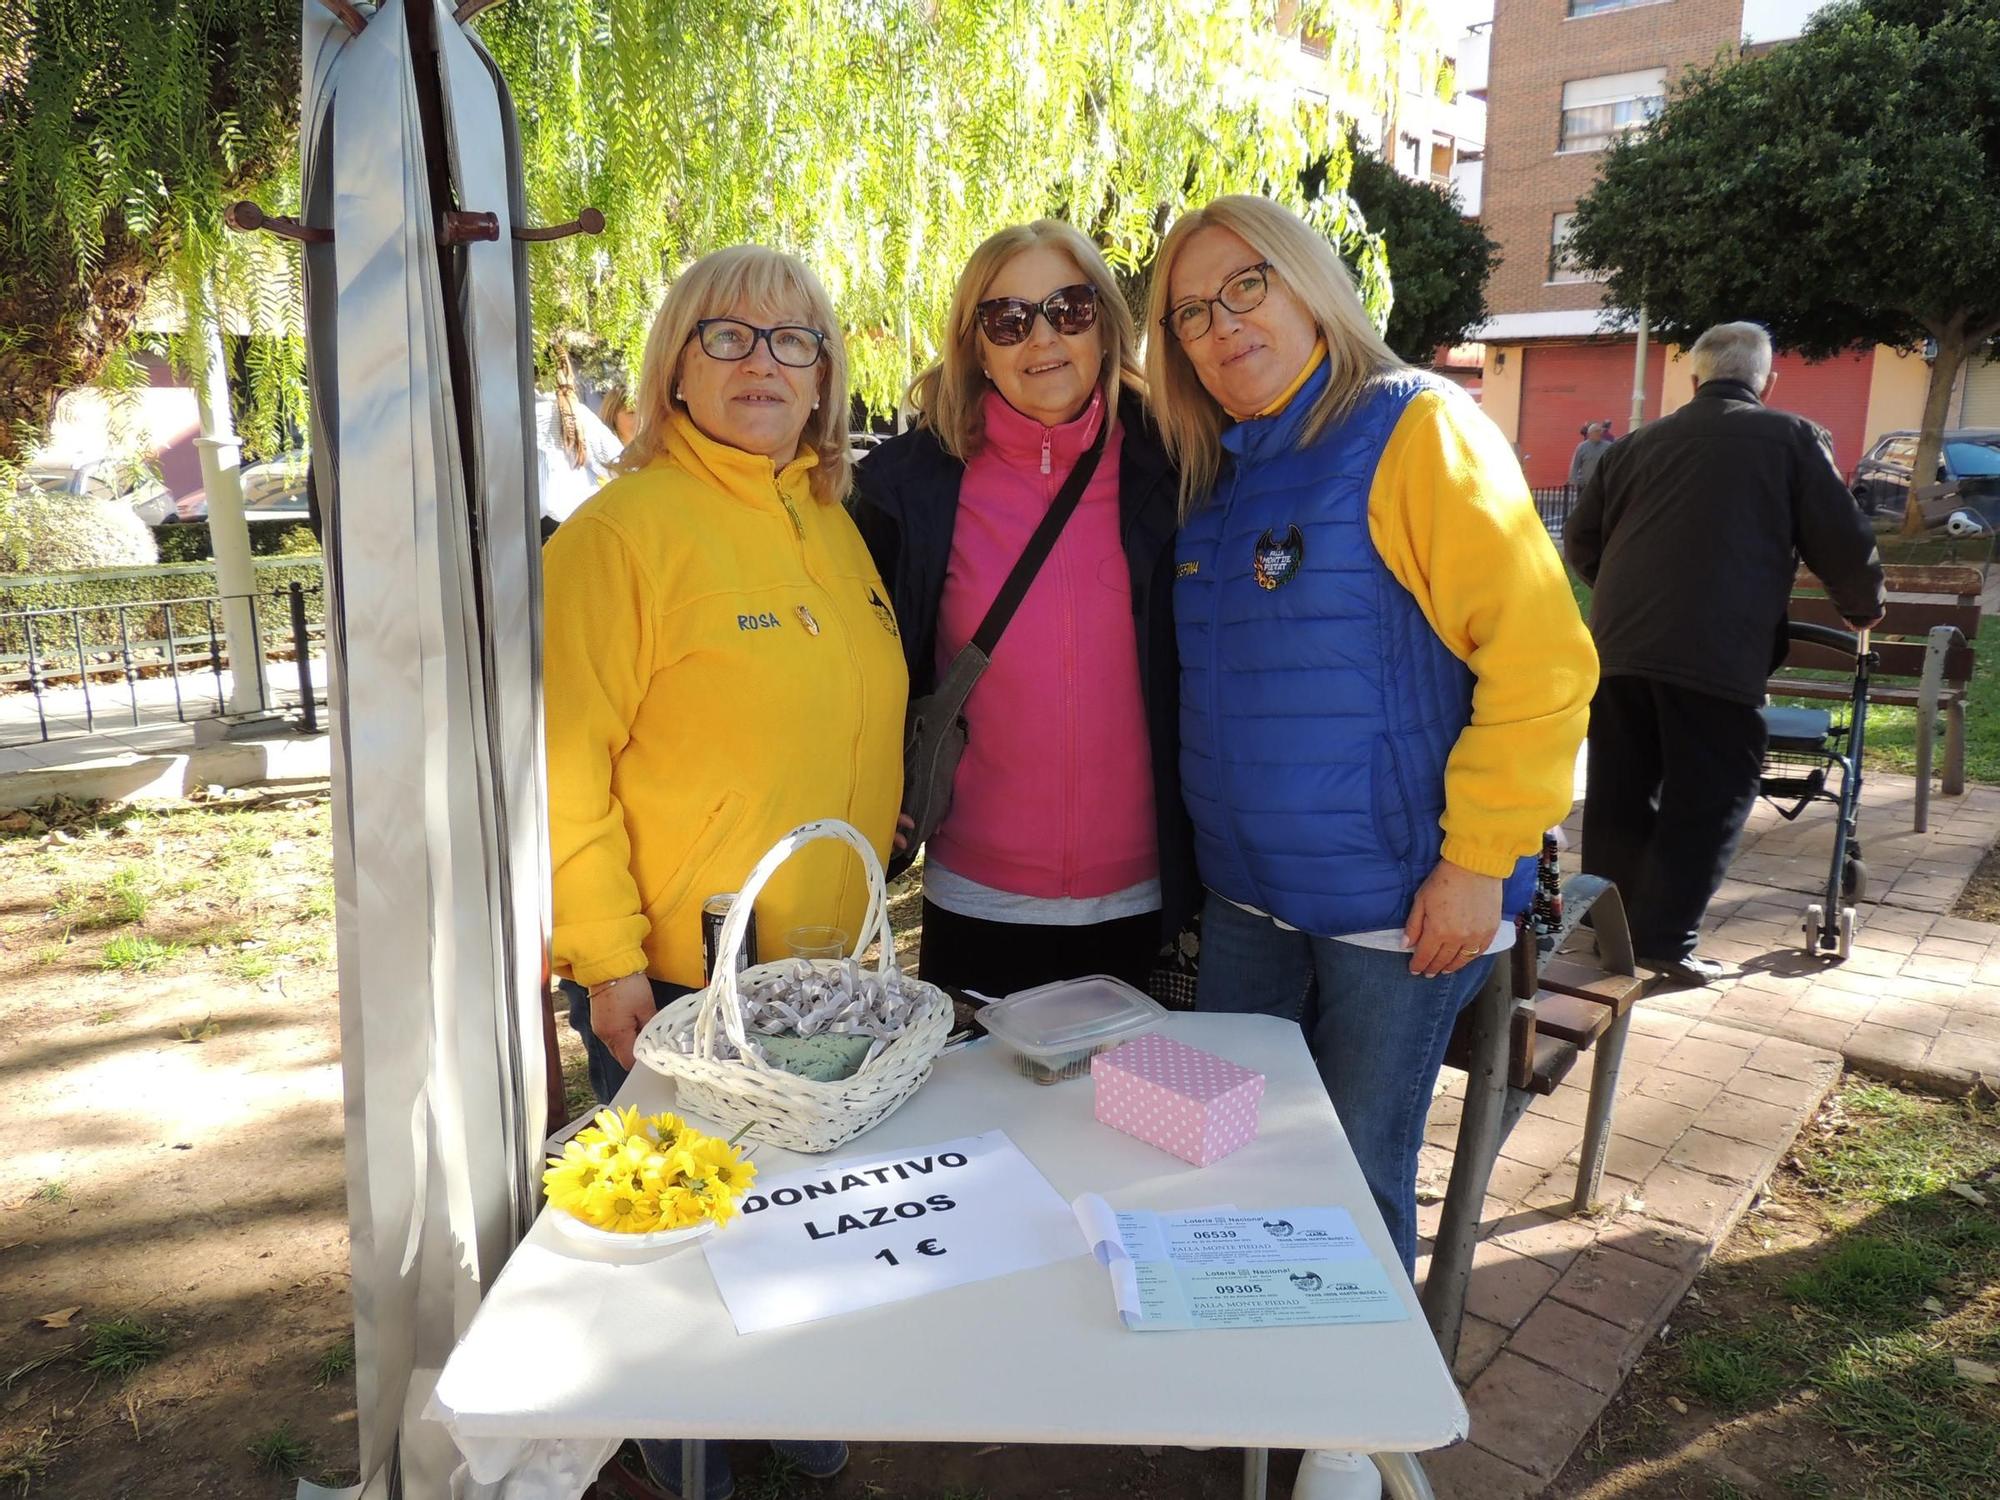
xmin=317 ymin=0 xmax=368 ymax=35
xmin=514 ymin=208 xmax=606 ymax=243
xmin=225 ymin=200 xmax=333 ymax=245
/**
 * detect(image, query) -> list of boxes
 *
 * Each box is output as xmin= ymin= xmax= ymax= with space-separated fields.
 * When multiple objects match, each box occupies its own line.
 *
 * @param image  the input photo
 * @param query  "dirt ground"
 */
xmin=0 ymin=792 xmax=355 ymax=1496
xmin=5 ymin=791 xmax=1994 ymax=1500
xmin=1549 ymin=1083 xmax=2000 ymax=1500
xmin=1951 ymin=844 xmax=2000 ymax=926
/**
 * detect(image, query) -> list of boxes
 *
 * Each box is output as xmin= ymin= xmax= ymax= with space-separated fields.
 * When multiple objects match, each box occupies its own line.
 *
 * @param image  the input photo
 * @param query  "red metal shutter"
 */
xmin=1517 ymin=342 xmax=1665 ymax=488
xmin=1767 ymin=350 xmax=1875 ymax=479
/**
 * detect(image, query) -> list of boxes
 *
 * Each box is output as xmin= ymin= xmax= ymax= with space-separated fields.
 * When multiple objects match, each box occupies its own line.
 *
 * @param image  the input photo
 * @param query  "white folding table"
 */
xmin=429 ymin=1013 xmax=1465 ymax=1499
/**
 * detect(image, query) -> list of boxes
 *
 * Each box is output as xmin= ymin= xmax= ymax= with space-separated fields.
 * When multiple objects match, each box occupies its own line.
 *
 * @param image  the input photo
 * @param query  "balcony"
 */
xmin=1451 ymin=156 xmax=1484 ymax=216
xmin=1456 ymin=28 xmax=1489 ymax=98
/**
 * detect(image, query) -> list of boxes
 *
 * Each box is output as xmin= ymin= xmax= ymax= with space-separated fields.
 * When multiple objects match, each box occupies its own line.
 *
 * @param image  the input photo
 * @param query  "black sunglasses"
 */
xmin=974 ymin=283 xmax=1100 ymax=346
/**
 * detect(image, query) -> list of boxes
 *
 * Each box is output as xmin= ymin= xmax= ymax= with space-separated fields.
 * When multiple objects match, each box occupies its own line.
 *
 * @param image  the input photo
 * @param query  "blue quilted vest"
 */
xmin=1174 ymin=364 xmax=1536 ymax=937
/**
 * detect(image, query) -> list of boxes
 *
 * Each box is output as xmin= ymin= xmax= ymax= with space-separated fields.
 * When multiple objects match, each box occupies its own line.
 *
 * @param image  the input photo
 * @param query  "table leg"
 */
xmin=1374 ymin=1451 xmax=1438 ymax=1500
xmin=1242 ymin=1446 xmax=1269 ymax=1500
xmin=682 ymin=1438 xmax=706 ymax=1499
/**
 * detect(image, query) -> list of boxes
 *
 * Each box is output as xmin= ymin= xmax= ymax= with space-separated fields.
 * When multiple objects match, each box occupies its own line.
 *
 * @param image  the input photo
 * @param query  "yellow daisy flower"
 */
xmin=542 ymin=1139 xmax=609 ymax=1208
xmin=638 ymin=1111 xmax=687 ymax=1150
xmin=591 ymin=1104 xmax=645 ymax=1146
xmin=690 ymin=1177 xmax=740 ymax=1226
xmin=583 ymin=1174 xmax=660 ymax=1233
xmin=657 ymin=1186 xmax=707 ymax=1230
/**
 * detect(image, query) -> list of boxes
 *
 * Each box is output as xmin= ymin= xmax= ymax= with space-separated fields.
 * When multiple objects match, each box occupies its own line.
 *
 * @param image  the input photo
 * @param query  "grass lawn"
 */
xmin=1567 ymin=575 xmax=2000 ymax=785
xmin=1554 ymin=1080 xmax=2000 ymax=1499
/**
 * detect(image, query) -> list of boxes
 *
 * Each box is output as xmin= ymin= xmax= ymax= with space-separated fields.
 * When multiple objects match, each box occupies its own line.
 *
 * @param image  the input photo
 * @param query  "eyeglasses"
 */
xmin=974 ymin=283 xmax=1100 ymax=346
xmin=1162 ymin=262 xmax=1272 ymax=343
xmin=694 ymin=318 xmax=826 ymax=368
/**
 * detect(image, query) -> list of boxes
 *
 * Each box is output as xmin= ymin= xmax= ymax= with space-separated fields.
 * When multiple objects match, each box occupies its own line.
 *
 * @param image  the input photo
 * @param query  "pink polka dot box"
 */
xmin=1091 ymin=1032 xmax=1267 ymax=1167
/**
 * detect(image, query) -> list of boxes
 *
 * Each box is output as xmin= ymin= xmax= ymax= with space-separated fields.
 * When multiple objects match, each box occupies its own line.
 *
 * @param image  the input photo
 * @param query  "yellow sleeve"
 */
xmin=1367 ymin=388 xmax=1599 ymax=878
xmin=542 ymin=512 xmax=657 ymax=985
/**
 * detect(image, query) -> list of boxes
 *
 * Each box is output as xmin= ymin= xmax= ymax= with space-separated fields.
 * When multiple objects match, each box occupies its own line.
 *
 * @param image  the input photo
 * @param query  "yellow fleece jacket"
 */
xmin=1246 ymin=346 xmax=1595 ymax=876
xmin=542 ymin=413 xmax=908 ymax=987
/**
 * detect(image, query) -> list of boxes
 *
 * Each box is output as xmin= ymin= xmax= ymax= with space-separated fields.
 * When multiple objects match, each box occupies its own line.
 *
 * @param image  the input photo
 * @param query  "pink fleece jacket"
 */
xmin=928 ymin=390 xmax=1160 ymax=898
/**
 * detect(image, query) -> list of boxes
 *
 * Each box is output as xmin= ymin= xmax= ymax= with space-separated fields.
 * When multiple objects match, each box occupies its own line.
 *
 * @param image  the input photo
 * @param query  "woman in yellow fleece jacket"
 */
xmin=544 ymin=248 xmax=898 ymax=1492
xmin=544 ymin=246 xmax=906 ymax=1100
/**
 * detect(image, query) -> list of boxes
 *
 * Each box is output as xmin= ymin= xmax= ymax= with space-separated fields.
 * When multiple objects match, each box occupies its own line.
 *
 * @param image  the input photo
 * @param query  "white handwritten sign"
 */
xmin=701 ymin=1130 xmax=1080 ymax=1334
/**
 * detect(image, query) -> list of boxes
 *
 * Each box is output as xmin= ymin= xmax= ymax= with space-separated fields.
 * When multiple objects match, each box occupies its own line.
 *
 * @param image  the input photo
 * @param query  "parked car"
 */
xmin=1851 ymin=428 xmax=2000 ymax=535
xmin=22 ymin=460 xmax=127 ymax=505
xmin=156 ymin=448 xmax=312 ymax=526
xmin=21 ymin=459 xmax=176 ymax=525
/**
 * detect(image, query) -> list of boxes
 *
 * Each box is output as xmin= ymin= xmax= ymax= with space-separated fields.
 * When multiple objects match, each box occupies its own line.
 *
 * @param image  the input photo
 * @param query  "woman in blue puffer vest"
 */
xmin=1145 ymin=194 xmax=1598 ymax=1268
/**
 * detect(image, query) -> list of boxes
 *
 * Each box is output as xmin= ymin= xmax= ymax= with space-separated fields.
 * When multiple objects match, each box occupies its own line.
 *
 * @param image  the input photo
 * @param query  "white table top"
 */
xmin=429 ymin=1013 xmax=1466 ymax=1457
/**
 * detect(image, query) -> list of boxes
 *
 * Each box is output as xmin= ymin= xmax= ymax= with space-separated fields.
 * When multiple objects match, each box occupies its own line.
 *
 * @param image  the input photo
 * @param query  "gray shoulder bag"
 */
xmin=894 ymin=414 xmax=1111 ymax=876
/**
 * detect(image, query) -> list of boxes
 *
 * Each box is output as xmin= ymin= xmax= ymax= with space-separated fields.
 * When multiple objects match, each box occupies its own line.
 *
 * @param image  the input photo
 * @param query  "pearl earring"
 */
xmin=675 ymin=388 xmax=685 ymax=402
xmin=812 ymin=399 xmax=820 ymax=410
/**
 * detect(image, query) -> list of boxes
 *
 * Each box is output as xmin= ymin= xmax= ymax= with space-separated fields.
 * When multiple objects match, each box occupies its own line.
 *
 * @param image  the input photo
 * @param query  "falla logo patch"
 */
xmin=868 ymin=587 xmax=899 ymax=637
xmin=1252 ymin=525 xmax=1305 ymax=590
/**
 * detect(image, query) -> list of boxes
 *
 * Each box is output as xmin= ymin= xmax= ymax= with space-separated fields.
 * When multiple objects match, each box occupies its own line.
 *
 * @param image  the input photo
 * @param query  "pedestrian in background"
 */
xmin=1569 ymin=418 xmax=1613 ymax=491
xmin=1565 ymin=322 xmax=1883 ymax=985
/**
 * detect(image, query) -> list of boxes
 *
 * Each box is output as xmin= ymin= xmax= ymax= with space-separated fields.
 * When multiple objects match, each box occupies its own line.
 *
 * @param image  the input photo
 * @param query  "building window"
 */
xmin=1568 ymin=0 xmax=1672 ymax=15
xmin=1558 ymin=69 xmax=1667 ymax=151
xmin=1548 ymin=212 xmax=1596 ymax=284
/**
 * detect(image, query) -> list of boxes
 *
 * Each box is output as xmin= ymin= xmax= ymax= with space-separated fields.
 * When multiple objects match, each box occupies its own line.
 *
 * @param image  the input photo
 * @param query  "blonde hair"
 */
xmin=1144 ymin=194 xmax=1402 ymax=514
xmin=907 ymin=219 xmax=1145 ymax=460
xmin=597 ymin=383 xmax=631 ymax=432
xmin=619 ymin=245 xmax=852 ymax=503
xmin=549 ymin=344 xmax=586 ymax=468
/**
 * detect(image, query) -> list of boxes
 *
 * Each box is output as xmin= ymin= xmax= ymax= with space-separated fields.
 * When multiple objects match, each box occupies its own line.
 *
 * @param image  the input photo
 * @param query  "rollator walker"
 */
xmin=1757 ymin=621 xmax=1875 ymax=959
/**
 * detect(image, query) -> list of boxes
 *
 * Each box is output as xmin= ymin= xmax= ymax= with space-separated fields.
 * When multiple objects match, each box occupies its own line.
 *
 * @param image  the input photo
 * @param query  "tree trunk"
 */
xmin=0 ymin=233 xmax=162 ymax=469
xmin=1906 ymin=331 xmax=1969 ymax=537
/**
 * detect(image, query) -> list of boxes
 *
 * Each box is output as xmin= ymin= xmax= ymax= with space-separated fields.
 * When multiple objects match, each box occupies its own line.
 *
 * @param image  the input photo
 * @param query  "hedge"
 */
xmin=152 ymin=519 xmax=321 ymax=562
xmin=0 ymin=556 xmax=326 ymax=659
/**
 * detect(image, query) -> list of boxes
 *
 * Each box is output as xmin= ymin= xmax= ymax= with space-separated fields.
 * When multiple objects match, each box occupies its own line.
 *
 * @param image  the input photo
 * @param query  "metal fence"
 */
xmin=0 ymin=579 xmax=325 ymax=748
xmin=1532 ymin=485 xmax=1577 ymax=543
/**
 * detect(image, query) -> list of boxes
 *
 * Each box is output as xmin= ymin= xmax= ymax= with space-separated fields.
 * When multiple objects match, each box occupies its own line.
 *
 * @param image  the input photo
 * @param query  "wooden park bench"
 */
xmin=1771 ymin=563 xmax=1980 ymax=832
xmin=1421 ymin=878 xmax=1646 ymax=1362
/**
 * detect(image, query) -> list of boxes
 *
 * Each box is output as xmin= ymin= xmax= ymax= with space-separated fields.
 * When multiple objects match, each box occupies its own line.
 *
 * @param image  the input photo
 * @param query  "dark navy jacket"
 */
xmin=1174 ymin=364 xmax=1537 ymax=936
xmin=850 ymin=392 xmax=1198 ymax=940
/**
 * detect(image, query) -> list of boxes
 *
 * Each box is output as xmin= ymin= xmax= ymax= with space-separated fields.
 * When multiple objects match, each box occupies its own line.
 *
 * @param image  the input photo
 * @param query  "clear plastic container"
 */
xmin=975 ymin=975 xmax=1166 ymax=1084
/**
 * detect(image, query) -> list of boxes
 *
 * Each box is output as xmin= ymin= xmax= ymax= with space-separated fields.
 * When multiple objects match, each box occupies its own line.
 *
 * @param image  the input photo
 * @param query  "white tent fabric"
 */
xmin=297 ymin=2 xmax=551 ymax=1494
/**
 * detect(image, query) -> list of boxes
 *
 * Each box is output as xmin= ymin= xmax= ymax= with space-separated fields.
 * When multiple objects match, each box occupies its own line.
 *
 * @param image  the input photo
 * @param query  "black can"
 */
xmin=701 ymin=892 xmax=757 ymax=983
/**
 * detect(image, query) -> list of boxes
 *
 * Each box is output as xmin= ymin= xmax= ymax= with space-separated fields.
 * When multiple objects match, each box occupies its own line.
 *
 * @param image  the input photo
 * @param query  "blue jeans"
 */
xmin=561 ymin=977 xmax=695 ymax=1106
xmin=1193 ymin=891 xmax=1493 ymax=1273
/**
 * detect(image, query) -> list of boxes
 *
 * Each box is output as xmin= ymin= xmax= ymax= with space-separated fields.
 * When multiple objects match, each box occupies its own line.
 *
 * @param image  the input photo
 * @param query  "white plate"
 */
xmin=547 ymin=1207 xmax=716 ymax=1253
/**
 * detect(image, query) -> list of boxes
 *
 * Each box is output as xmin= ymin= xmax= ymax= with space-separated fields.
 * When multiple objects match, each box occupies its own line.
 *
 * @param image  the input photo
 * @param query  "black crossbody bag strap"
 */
xmin=965 ymin=408 xmax=1112 ymax=658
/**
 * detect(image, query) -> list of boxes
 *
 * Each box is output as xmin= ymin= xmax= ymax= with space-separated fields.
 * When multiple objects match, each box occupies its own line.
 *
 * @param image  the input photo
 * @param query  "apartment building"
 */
xmin=1271 ymin=1 xmax=1487 ymax=199
xmin=1470 ymin=0 xmax=1931 ymax=488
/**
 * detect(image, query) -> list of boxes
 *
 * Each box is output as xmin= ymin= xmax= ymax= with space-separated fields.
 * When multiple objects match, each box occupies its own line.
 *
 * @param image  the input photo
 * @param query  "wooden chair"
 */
xmin=1421 ymin=878 xmax=1645 ymax=1362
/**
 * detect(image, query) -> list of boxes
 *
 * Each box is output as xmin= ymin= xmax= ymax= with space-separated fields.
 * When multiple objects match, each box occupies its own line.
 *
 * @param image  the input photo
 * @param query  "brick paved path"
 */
xmin=1417 ymin=772 xmax=1998 ymax=1496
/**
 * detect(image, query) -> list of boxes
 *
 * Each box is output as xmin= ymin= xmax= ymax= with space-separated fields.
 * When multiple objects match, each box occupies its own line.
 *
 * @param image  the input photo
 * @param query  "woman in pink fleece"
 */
xmin=853 ymin=221 xmax=1194 ymax=996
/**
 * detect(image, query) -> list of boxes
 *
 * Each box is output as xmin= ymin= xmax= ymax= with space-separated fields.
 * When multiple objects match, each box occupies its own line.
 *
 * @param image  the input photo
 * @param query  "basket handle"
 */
xmin=694 ymin=819 xmax=895 ymax=1060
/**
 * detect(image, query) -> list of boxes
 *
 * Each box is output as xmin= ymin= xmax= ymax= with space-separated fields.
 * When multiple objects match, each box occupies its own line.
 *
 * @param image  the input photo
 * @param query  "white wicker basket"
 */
xmin=633 ymin=819 xmax=953 ymax=1153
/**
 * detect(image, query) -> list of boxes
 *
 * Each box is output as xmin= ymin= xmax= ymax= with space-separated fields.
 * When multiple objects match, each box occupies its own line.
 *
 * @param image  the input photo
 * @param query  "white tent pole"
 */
xmin=190 ymin=307 xmax=271 ymax=715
